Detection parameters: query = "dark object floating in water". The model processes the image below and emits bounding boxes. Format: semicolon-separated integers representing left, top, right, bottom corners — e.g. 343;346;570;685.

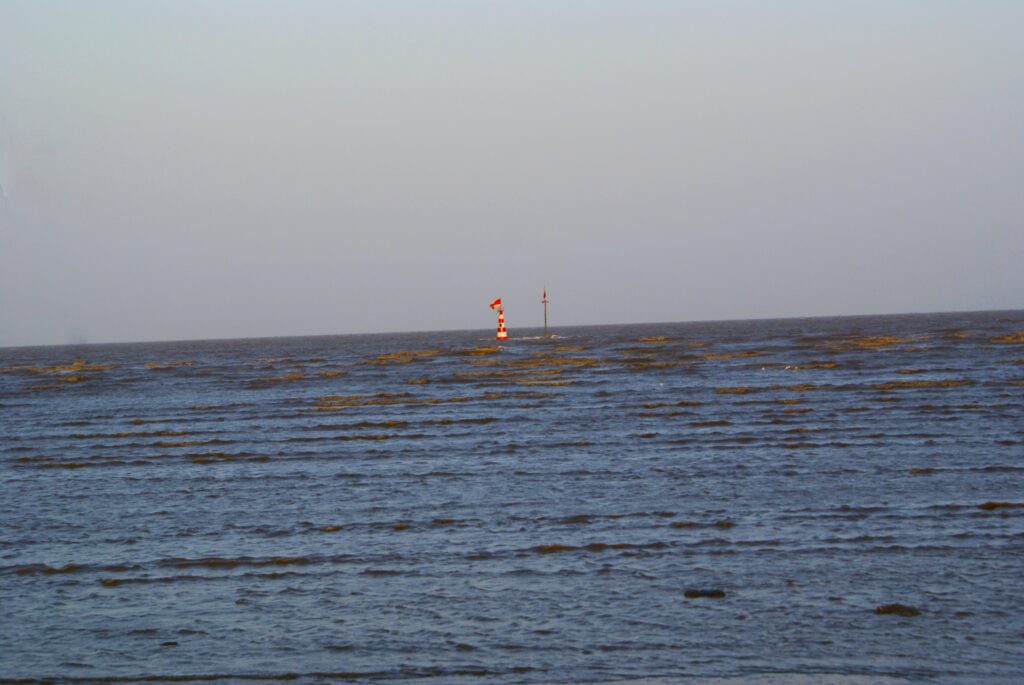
684;588;726;599
978;501;1024;510
875;603;921;617
160;641;178;647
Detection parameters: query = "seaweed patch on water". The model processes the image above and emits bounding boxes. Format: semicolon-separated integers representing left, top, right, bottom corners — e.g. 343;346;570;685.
638;410;695;417
15;563;89;575
783;362;838;370
363;349;443;365
463;346;502;356
875;603;921;617
990;332;1024;344
0;359;117;376
639;400;703;409
158;555;315;570
870;379;973;390
531;542;668;555
702;351;766;360
145;361;194;370
431;518;463;526
187;451;267;465
246;372;306;388
561;514;594;525
826;336;913;350
717;386;757;395
977;501;1024;510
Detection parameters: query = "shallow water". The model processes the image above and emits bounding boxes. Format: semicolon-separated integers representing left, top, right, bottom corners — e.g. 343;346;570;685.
2;311;1023;684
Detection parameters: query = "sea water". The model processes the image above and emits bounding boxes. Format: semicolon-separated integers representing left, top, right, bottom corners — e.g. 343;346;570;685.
1;311;1022;684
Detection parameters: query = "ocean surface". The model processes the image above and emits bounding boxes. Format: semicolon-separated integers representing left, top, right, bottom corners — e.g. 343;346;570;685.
2;311;1023;685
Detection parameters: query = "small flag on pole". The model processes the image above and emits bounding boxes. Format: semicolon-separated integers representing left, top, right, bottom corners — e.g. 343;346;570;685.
489;298;502;310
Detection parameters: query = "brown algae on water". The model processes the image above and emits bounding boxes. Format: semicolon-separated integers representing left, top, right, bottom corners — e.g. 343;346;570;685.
990;332;1024;344
1;359;116;376
702;351;766;360
827;336;914;350
465;346;501;356
871;379;973;390
783;362;838;370
670;521;696;529
144;361;194;370
364;350;443;365
875;603;921;617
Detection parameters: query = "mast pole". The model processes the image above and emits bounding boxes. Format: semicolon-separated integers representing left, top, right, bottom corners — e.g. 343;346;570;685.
542;286;549;338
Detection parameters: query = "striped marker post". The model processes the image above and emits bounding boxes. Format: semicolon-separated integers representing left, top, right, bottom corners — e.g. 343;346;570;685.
489;298;508;341
496;309;508;340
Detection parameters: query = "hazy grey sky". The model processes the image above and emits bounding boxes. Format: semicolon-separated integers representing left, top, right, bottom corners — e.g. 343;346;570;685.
1;0;1022;346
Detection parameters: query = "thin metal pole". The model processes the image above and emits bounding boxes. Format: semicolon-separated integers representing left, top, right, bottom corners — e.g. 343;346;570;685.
542;287;549;338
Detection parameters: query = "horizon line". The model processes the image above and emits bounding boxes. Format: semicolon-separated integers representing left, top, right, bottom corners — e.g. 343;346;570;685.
1;306;1020;351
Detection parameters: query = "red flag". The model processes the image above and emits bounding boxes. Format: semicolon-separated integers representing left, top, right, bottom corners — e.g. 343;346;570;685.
489;298;502;310
542;288;547;301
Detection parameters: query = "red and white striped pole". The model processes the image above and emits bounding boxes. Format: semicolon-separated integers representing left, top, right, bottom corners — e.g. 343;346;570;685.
489;298;507;340
496;308;507;340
